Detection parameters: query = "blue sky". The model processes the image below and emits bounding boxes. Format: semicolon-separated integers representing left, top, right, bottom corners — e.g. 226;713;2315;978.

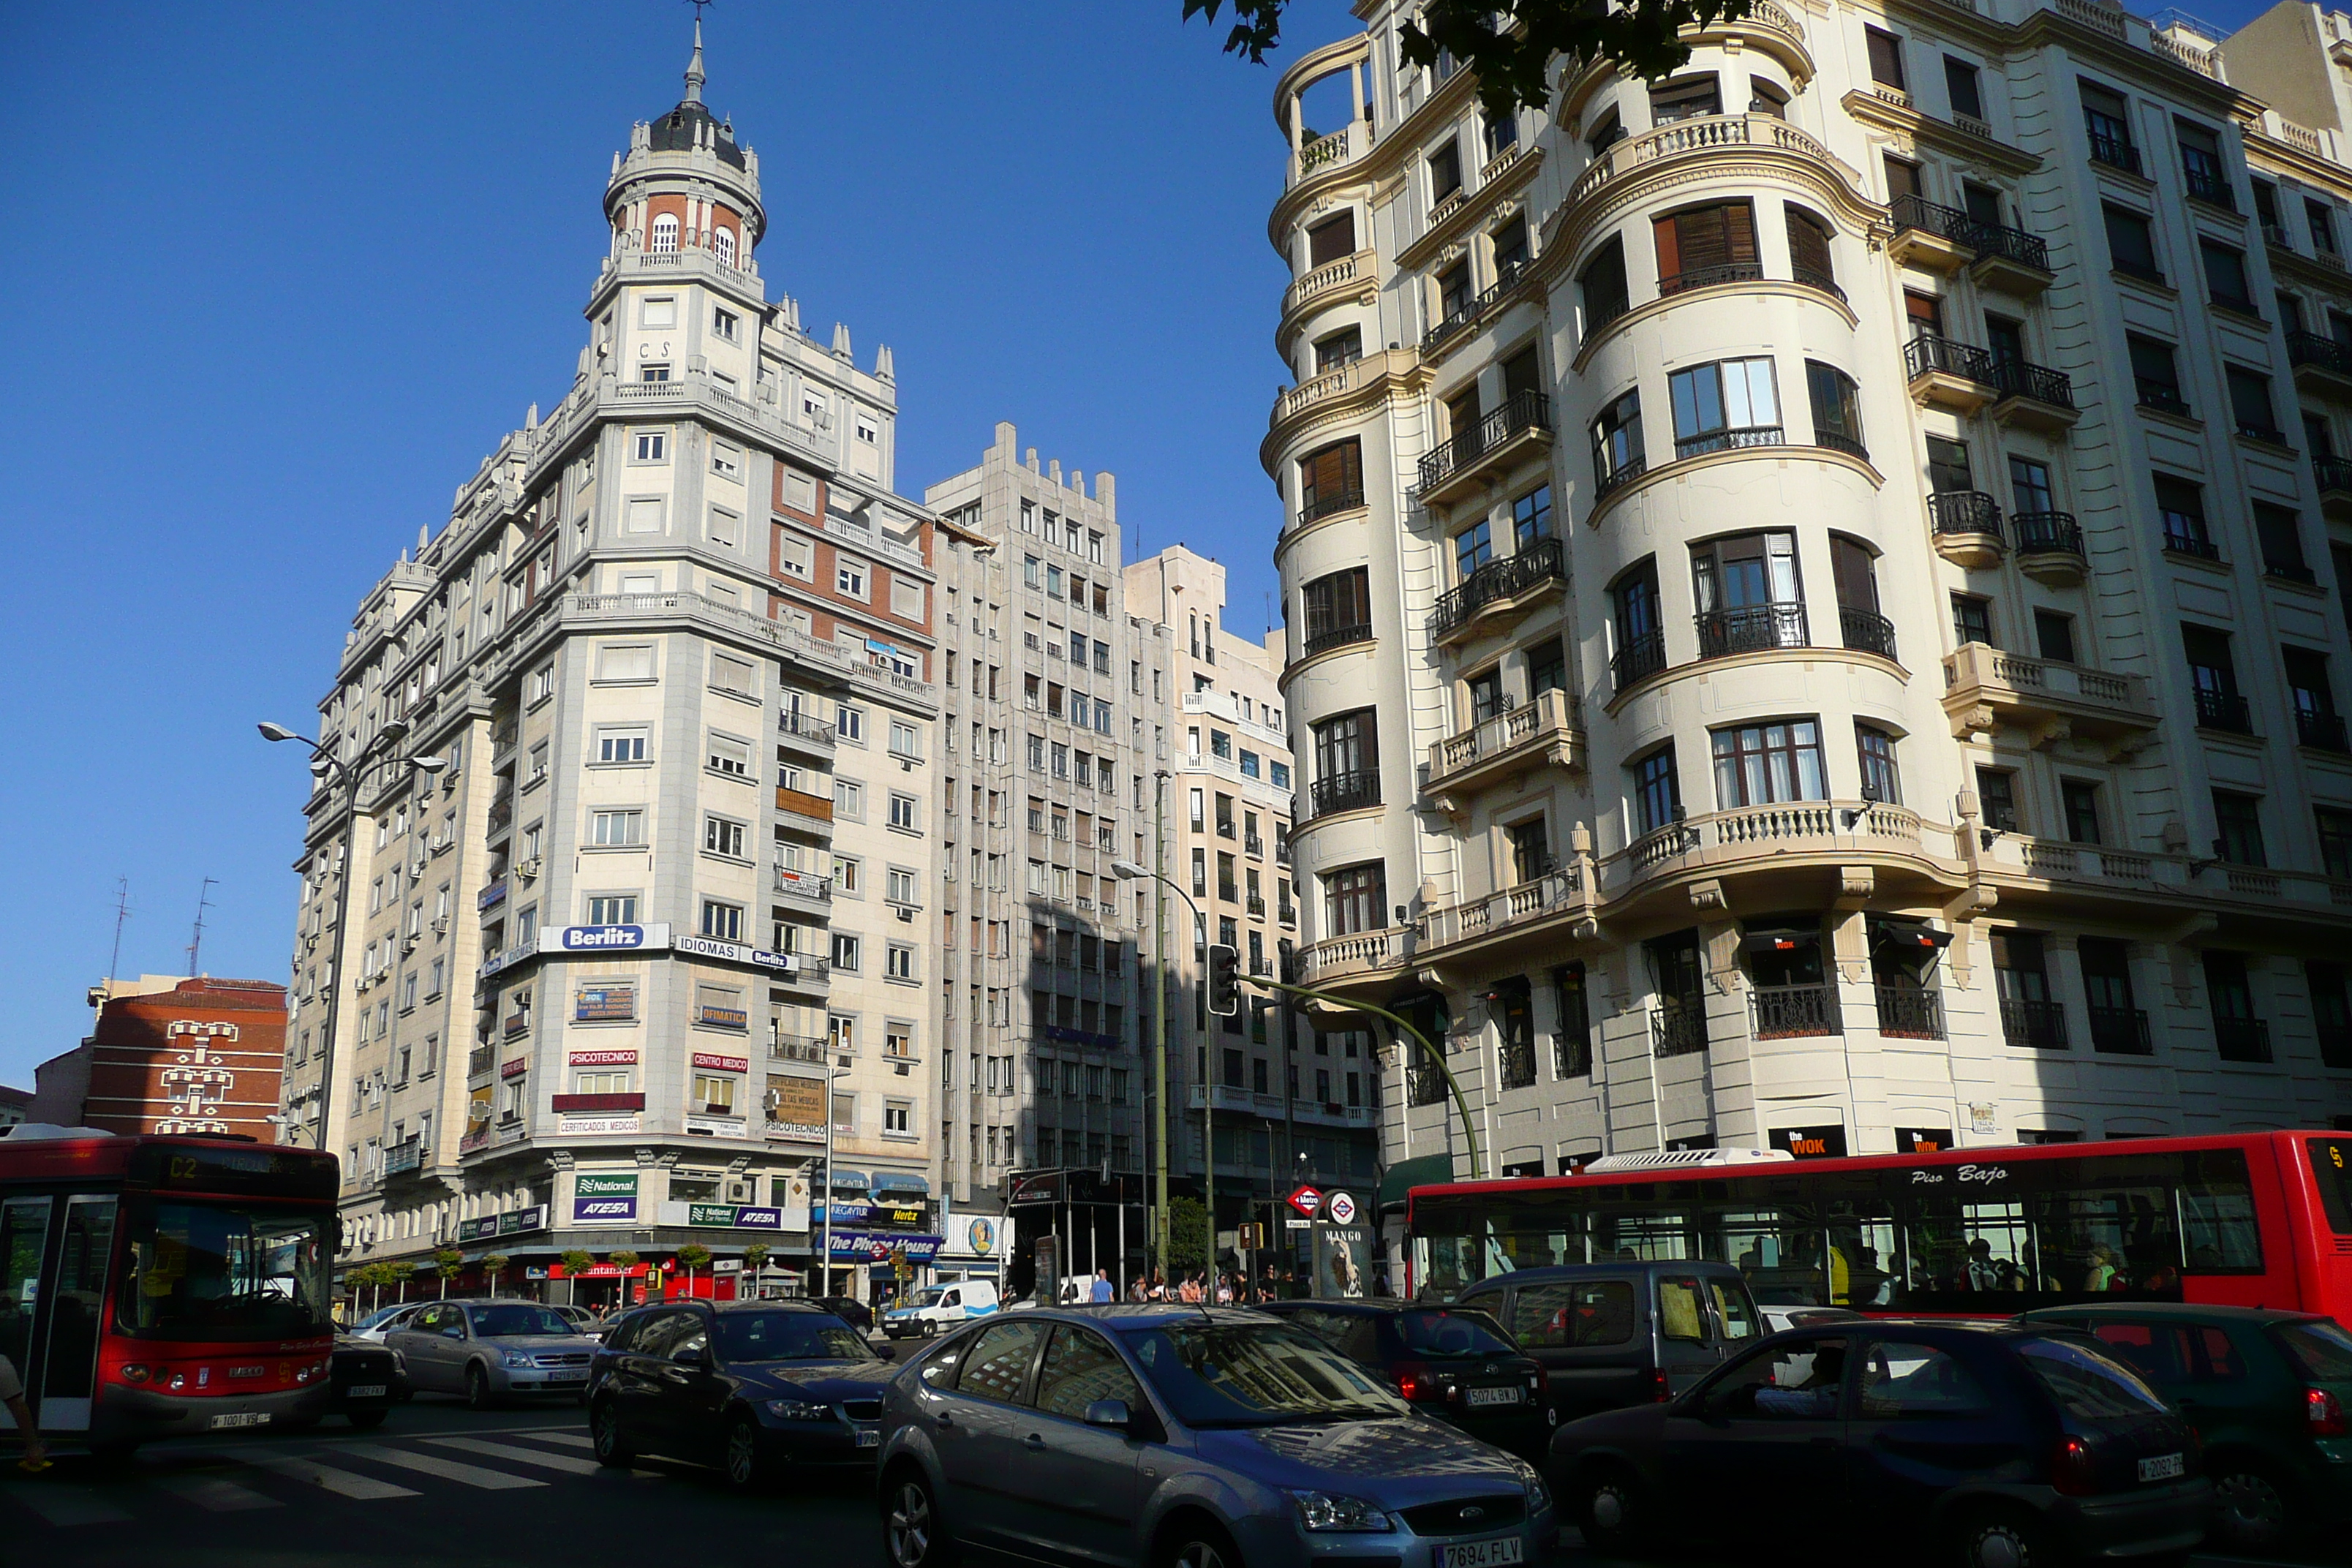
0;1;1361;1090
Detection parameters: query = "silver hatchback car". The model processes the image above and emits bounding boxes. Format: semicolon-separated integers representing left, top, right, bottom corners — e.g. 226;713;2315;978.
875;1306;1553;1568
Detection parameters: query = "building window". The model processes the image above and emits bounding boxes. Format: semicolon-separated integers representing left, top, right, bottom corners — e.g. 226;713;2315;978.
706;734;751;777
589;809;645;847
2106;205;2162;282
2214;791;2267;866
1632;745;1681;836
1591;388;1643;489
832;933;862;971
1648;73;1721;123
594;644;655;682
1667;357;1781;456
2317;807;2352;880
1298;439;1363;523
2203;241;2255;314
586;894;637;925
1977;768;2020;832
633;430;668;462
1654;202;1759;294
886;943;916;981
1806;361;1866;457
1711;720;1826;807
888;793;919;831
704;816;746;859
1580;237;1629;329
1855;725;1901;804
2062;780;2103;845
837;558;869;598
649;213;679;253
701;900;744;941
1865;25;1907;88
1454;520;1492;576
2156;475;2214;556
1323;862;1387;936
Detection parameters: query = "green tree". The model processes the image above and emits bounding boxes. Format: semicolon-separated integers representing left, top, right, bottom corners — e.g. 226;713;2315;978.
386;1260;418;1303
432;1248;464;1298
676;1243;713;1299
480;1254;510;1300
1166;1197;1210;1276
609;1251;641;1305
559;1248;594;1277
1184;0;1749;116
742;1242;770;1279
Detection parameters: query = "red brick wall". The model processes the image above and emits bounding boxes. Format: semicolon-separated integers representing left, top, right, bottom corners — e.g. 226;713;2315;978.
83;979;289;1143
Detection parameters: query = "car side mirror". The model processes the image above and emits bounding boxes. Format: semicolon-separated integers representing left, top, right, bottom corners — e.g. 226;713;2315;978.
674;1346;712;1369
874;1343;897;1361
1083;1398;1134;1431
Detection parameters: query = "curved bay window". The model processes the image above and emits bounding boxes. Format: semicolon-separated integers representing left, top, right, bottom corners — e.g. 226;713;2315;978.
1692;532;1806;655
1612;559;1666;691
1786;205;1839;298
1297;438;1364;525
1309;709;1379;817
1711;718;1826;807
1855;723;1901;804
1669;358;1782;458
1806;361;1866;459
1323;861;1388;938
1591;388;1645;496
1632;745;1683;837
1654;200;1760;295
1300;567;1372;657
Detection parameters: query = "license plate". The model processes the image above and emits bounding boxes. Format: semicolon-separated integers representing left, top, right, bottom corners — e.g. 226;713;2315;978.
346;1384;388;1399
2138;1452;2185;1483
856;1429;881;1449
1464;1387;1522;1408
209;1412;271;1430
1438;1537;1523;1568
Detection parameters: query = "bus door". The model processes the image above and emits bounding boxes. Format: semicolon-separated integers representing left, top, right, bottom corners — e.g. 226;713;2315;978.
37;1196;117;1431
0;1196;52;1433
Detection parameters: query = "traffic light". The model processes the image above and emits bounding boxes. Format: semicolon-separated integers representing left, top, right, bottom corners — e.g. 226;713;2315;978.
1207;943;1241;1016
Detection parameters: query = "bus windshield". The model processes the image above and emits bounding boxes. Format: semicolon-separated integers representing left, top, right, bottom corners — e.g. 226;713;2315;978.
117;1200;331;1342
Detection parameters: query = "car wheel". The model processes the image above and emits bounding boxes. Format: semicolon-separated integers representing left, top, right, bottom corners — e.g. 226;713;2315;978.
590;1398;635;1466
464;1363;494;1411
921;1320;938;1339
2210;1458;2301;1551
723;1412;774;1492
347;1408;388;1431
1573;1466;1647;1555
1951;1507;2056;1568
1161;1518;1243;1568
883;1469;956;1568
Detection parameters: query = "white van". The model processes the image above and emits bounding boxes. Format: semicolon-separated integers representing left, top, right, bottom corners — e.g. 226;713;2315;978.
881;1279;1000;1338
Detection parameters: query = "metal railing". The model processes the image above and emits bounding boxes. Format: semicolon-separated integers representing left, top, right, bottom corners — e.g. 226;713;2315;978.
1303;622;1375;658
1421;260;1532;353
1659;262;1765;295
1611;631;1667;693
2000;996;2069;1049
1891;193;1976;245
771;1035;827;1064
2089;134;2141;173
1431;537;1567;638
2088;1006;2154;1055
2136;378;2190;414
1419;391;1552;492
1841;608;1899;661
1653;999;1708;1058
2237;421;2291;447
1499;1038;1537;1089
1928;491;2003;537
1553;1030;1593;1079
1875;985;1945;1039
2194;689;2254;733
2298;711;2350;752
2163;524;2222;560
1406;1063;1447;1106
1752;983;1839;1039
1991;358;2076;409
1308;770;1381;819
779;709;837;747
1792;265;1846;301
1971;220;2051;274
2269;559;2320;586
1905;335;1999;386
2288;331;2352;378
1300;488;1366;525
2314;456;2352;493
2184;167;2237;210
1673;423;1787;460
1695;602;1809;658
2011;511;2084;557
2215;1016;2273;1063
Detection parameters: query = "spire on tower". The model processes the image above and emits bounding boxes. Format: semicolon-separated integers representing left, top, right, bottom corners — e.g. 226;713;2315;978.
684;16;706;105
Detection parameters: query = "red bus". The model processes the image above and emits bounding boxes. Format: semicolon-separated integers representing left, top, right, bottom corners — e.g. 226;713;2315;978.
1406;1131;2352;1323
0;1127;338;1454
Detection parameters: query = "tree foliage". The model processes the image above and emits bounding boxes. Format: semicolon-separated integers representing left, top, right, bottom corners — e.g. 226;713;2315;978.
1166;1196;1210;1275
742;1243;771;1273
1183;0;1752;116
432;1248;464;1280
559;1248;594;1276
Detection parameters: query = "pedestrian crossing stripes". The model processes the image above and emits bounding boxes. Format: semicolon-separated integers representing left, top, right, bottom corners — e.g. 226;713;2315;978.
422;1436;606;1475
254;1454;423;1500
358;1445;549;1490
151;1471;282;1511
7;1486;135;1527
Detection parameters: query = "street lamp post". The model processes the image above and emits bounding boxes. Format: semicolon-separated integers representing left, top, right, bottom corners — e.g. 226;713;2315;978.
258;722;445;1159
818;1064;855;1300
1111;852;1207;1278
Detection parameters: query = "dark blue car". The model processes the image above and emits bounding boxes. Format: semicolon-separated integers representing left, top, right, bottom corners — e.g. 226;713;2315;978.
1548;1319;2209;1568
587;1299;897;1490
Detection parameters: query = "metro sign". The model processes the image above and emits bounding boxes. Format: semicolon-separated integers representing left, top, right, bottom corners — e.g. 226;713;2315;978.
1324;1191;1358;1226
1286;1185;1323;1219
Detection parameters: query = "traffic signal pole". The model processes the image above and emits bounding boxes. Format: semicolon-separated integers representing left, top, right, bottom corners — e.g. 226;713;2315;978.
1241;977;1485;1181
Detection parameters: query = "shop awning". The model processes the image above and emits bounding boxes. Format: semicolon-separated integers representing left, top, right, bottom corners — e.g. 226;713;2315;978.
1377;1153;1456;1213
1869;916;1953;951
826;1170;872;1194
870;1172;931;1196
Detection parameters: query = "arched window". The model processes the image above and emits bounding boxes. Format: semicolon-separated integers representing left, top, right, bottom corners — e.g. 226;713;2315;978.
713;226;737;265
650;213;679;255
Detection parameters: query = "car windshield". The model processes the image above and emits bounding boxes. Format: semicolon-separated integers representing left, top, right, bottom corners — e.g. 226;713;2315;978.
906;1289;946;1308
1128;1321;1409;1427
1393;1308;1517;1357
469;1305;576;1338
2273;1319;2352;1381
717;1311;873;1362
2018;1337;2167;1418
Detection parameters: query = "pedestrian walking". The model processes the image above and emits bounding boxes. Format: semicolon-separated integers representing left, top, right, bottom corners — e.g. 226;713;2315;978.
0;1354;47;1472
1090;1268;1114;1303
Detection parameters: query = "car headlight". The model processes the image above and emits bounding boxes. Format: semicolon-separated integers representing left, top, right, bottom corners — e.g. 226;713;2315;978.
765;1399;831;1421
500;1349;532;1367
1512;1462;1552;1515
1290;1490;1393;1532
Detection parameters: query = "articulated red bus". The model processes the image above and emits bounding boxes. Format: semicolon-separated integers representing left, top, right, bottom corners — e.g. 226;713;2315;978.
0;1127;338;1453
1407;1131;2352;1322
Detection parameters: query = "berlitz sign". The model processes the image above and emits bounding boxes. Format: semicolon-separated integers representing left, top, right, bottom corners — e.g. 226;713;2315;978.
557;923;669;952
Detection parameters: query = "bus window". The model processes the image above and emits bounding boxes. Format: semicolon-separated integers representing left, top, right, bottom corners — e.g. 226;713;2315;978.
0;1196;51;1390
2182;1149;2263;1272
1902;1196;2032;1298
42;1195;116;1406
2035;1182;2177;1295
1825;1214;1897;1307
1594;1206;1695;1261
1705;1206;1825;1304
2307;1138;2352;1234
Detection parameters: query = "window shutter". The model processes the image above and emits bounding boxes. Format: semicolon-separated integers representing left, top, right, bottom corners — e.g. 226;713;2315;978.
1652;213;1682;280
1787;211;1831;278
1308;211;1356;268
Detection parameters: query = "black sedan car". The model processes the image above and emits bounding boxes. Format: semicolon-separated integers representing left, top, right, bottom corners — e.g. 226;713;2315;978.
327;1335;410;1428
1256;1297;1552;1456
1550;1319;2210;1568
587;1299;897;1490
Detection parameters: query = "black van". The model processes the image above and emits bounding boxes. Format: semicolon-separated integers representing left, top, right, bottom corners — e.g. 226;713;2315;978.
1457;1262;1763;1420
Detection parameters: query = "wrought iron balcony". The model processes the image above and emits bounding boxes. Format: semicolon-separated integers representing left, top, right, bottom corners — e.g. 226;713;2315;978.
1840;608;1898;662
1653;999;1707;1058
2315;456;2352;494
1905;334;1999;388
1673;423;1786;461
2289;331;2352;382
2163;525;2222;561
1611;631;1667;693
1419;391;1553;497
2184;167;2237;209
1928;491;2003;537
1554;1030;1592;1079
2268;559;2320;586
1659;262;1765;295
1876;985;1945;1040
2136;379;2190;415
1593;456;1647;501
2001;997;2069;1050
1431;537;1567;641
2010;511;2084;558
1891;193;1976;245
2088;1006;2153;1055
1990;358;2075;411
1422;260;1532;354
1752;984;1839;1039
779;709;838;749
2089;134;2141;174
2298;710;2350;753
2215;1016;2272;1063
1300;486;1366;526
1695;602;1808;659
1499;1038;1537;1089
1303;621;1374;658
1970;220;2051;275
2194;688;2254;734
1307;770;1381;820
1793;266;1845;301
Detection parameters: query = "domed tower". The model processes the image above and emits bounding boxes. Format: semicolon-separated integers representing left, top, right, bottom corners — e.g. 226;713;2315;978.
603;21;766;276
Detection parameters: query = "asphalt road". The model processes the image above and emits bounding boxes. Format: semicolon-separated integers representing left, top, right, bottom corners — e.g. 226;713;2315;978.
0;1394;2323;1568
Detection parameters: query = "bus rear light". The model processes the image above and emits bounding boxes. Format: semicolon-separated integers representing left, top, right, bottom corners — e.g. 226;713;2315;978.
2052;1436;2100;1496
118;1365;150;1384
2309;1388;2345;1437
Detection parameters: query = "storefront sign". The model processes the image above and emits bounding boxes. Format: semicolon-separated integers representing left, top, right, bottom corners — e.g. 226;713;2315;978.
500;1057;529;1079
573;1173;637;1224
827;1232;943;1262
456;1204;548;1243
684;1115;748;1138
696;1005;750;1030
553;923;670;953
559;1114;641;1136
573;1194;636;1223
765;1074;826;1140
692;1052;750;1074
478;938;538;981
687;1204;784;1230
574;983;637;1022
570;1048;638;1067
1774;1124;1850;1160
1895;1126;1955;1154
673;933;799;973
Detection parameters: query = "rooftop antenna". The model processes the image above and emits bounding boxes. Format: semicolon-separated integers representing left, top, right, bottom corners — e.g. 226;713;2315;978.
105;877;132;989
186;877;219;974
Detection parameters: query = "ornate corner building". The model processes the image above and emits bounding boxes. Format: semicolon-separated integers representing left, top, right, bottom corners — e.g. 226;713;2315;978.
1267;0;2352;1194
280;33;957;1289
